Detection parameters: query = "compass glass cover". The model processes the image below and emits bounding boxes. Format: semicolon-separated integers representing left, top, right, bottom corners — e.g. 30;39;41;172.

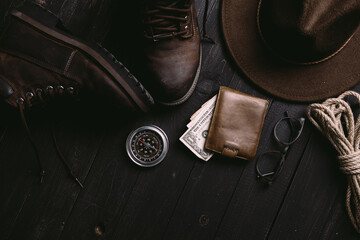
126;126;168;167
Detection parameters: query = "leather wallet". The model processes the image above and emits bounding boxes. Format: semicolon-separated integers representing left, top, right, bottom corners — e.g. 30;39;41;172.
205;86;269;160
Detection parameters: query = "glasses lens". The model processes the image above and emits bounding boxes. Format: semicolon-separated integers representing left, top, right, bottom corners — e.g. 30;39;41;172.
256;151;283;181
274;117;304;145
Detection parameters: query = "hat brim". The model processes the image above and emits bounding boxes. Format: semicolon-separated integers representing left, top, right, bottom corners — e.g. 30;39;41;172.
221;0;360;102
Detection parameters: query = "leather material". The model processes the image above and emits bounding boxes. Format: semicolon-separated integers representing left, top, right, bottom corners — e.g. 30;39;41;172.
205;87;269;160
0;19;73;71
143;0;201;105
0;76;14;99
0;4;154;111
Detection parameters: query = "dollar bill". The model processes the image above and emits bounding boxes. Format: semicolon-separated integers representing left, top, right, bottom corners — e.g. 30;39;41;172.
187;95;217;129
180;97;217;161
190;95;217;121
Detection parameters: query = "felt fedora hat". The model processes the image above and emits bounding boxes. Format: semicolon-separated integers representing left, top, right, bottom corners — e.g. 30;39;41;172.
221;0;360;102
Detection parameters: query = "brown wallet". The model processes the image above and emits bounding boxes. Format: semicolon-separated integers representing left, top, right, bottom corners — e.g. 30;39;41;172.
205;86;269;160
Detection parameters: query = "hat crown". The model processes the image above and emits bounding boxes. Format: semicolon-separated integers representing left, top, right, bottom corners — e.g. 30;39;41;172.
258;0;360;64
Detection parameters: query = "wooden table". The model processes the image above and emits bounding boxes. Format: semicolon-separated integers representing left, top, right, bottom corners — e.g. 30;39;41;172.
0;0;358;239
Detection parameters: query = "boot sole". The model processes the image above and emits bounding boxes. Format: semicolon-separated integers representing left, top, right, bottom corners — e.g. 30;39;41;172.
158;48;202;106
10;5;154;112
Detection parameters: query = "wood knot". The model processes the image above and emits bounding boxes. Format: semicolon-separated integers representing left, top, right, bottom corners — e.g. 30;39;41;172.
199;214;210;227
95;222;105;236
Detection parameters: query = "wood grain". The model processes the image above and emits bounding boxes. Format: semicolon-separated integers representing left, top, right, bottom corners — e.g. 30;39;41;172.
0;0;358;239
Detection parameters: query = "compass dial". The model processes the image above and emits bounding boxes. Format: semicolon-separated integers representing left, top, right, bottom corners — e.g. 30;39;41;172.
126;126;169;167
133;131;162;161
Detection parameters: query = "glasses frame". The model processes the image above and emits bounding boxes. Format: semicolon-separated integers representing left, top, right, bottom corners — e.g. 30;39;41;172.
256;112;305;184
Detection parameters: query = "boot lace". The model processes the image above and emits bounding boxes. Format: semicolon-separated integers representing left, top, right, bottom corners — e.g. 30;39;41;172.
16;84;84;188
143;0;191;41
143;0;215;43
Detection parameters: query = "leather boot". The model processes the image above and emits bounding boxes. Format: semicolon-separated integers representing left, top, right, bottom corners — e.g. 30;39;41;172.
143;0;201;105
0;2;154;112
0;2;155;186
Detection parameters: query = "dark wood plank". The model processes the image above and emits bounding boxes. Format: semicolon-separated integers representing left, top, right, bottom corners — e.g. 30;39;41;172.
0;0;109;42
102;108;200;239
57;113;142;240
267;101;360;239
0;1;110;238
213;100;311;240
321;196;359;239
0;0;358;239
161;0;278;238
0;0;24;29
267;131;357;239
32;0;64;15
58;0;111;42
0;105;21;240
0;109;56;240
56;1;219;238
58;106;219;240
0;105;104;240
92;1;239;238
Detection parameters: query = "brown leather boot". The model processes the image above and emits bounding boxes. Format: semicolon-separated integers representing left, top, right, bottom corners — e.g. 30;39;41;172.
0;2;155;186
143;0;201;105
0;2;154;112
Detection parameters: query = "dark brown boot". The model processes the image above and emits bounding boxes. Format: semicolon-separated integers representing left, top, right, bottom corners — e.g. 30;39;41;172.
143;0;201;105
0;2;154;112
0;2;155;186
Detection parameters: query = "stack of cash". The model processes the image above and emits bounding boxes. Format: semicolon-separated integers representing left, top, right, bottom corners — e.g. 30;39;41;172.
179;95;217;161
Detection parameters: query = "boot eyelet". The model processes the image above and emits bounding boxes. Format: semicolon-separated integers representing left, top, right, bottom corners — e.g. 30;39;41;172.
26;92;34;99
36;88;43;94
185;25;189;30
57;85;65;94
46;86;54;92
67;87;75;94
16;97;25;104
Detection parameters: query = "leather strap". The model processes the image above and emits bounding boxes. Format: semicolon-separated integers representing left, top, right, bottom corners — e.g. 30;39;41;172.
222;146;238;158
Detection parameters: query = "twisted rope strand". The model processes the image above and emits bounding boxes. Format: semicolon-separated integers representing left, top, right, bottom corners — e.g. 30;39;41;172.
307;90;360;233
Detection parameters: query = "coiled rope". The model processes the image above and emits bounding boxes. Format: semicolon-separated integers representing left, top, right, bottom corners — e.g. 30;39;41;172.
307;91;360;233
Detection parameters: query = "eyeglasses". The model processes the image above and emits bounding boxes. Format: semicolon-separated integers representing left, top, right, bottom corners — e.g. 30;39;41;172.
255;111;305;184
